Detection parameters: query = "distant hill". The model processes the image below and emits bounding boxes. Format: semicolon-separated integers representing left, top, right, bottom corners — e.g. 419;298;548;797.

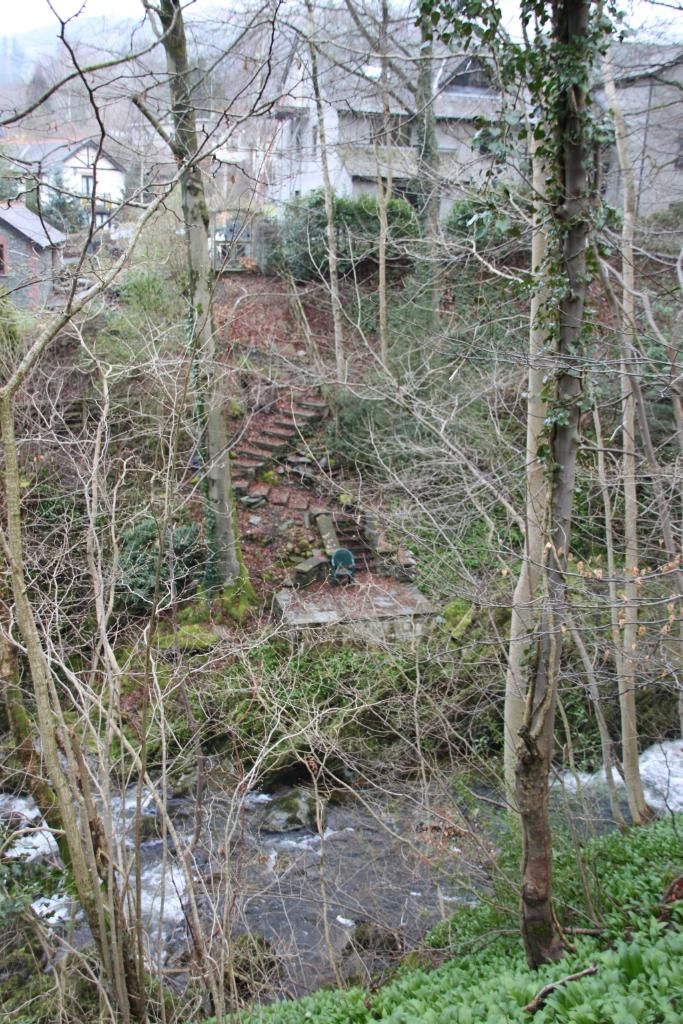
0;18;142;87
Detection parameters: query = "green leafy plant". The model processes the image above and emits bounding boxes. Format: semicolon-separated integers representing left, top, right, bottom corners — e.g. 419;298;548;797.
120;268;181;318
275;190;419;281
116;517;205;613
445;186;528;252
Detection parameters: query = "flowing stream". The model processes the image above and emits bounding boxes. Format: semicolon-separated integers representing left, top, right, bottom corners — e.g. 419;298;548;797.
0;771;489;997
2;739;681;999
556;738;683;814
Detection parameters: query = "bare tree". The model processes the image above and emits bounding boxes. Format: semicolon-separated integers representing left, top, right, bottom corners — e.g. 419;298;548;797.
138;0;253;601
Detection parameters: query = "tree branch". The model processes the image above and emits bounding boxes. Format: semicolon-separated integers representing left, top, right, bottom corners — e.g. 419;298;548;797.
524;965;598;1013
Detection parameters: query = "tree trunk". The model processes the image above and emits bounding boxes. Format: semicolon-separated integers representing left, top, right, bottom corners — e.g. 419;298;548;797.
602;51;652;822
306;0;346;382
156;0;246;593
515;0;592;968
504;138;549;806
377;0;392;369
414;12;439;327
0;394;143;1023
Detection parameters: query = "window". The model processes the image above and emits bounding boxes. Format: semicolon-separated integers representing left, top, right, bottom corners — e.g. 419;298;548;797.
444;57;494;93
367;114;411;147
311;124;318;155
392;182;418;209
0;240;5;274
81;174;94;196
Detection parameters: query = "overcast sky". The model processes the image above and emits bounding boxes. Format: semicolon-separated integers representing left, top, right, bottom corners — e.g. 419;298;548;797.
4;0;683;41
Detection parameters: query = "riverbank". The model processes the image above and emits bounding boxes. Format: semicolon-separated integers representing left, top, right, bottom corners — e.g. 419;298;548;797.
223;815;683;1024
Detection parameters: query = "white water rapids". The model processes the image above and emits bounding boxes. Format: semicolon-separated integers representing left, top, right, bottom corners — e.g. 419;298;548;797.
557;739;683;813
1;740;680;993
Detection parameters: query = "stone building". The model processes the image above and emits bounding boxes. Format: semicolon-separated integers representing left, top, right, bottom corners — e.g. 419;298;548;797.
0;203;65;309
598;44;683;219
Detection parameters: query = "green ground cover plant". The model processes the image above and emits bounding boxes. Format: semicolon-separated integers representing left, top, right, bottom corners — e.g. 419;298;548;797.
205;816;681;1024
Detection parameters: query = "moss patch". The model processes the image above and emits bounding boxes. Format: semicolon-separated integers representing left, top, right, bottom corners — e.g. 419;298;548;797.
154;624;218;652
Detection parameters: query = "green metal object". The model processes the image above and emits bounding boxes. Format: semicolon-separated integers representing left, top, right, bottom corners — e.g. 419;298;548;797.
330;547;355;585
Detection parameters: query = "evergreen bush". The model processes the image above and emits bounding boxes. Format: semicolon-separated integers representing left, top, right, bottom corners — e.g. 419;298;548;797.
120;268;181;318
445;186;527;252
275;190;418;281
41;170;88;232
116;517;205;613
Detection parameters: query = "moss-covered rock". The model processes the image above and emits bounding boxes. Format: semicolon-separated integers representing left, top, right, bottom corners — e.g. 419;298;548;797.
259;788;327;833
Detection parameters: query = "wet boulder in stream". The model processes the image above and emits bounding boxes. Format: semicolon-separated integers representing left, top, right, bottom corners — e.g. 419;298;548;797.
259;788;326;833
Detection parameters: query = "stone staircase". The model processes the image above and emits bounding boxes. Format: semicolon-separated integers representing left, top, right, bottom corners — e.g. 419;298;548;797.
330;512;377;574
230;387;328;493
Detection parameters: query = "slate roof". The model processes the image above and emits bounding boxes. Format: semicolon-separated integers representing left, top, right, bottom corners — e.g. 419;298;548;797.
0;204;66;247
338;88;498;123
609;42;683;83
7;138;126;174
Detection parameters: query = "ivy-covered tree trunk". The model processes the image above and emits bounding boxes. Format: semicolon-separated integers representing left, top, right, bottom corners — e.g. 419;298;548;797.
155;0;249;594
515;0;594;968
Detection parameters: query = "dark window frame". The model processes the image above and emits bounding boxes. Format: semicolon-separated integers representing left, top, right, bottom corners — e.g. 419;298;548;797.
675;136;683;170
444;56;495;93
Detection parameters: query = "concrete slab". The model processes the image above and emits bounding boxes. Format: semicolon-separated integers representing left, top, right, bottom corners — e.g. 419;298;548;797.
274;576;436;632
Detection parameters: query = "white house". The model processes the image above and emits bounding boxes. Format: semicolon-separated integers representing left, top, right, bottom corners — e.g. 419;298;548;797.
260;32;683;223
260;47;513;220
6;138;127;228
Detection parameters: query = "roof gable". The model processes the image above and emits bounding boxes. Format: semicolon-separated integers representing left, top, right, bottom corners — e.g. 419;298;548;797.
63;140;126;175
0;203;66;247
444;56;496;94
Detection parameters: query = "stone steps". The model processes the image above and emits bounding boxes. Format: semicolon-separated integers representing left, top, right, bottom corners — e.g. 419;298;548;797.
297;398;328;413
334;516;377;571
269;414;295;427
236;444;275;463
290;407;320;422
244;436;289;456
262;425;297;441
229;388;330;513
230;457;265;478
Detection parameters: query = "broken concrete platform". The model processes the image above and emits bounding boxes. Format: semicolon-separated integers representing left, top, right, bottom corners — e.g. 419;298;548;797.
274;576;436;639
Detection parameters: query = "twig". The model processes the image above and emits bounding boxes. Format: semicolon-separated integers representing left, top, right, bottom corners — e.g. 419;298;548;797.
524;965;597;1013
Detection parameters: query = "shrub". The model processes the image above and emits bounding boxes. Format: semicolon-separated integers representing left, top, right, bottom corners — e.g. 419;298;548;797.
116;517;205;613
40;170;88;232
120;268;180;318
276;190;418;281
445;187;528;253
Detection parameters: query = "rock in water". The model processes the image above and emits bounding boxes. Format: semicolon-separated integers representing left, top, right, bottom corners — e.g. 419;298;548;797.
259;788;326;833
